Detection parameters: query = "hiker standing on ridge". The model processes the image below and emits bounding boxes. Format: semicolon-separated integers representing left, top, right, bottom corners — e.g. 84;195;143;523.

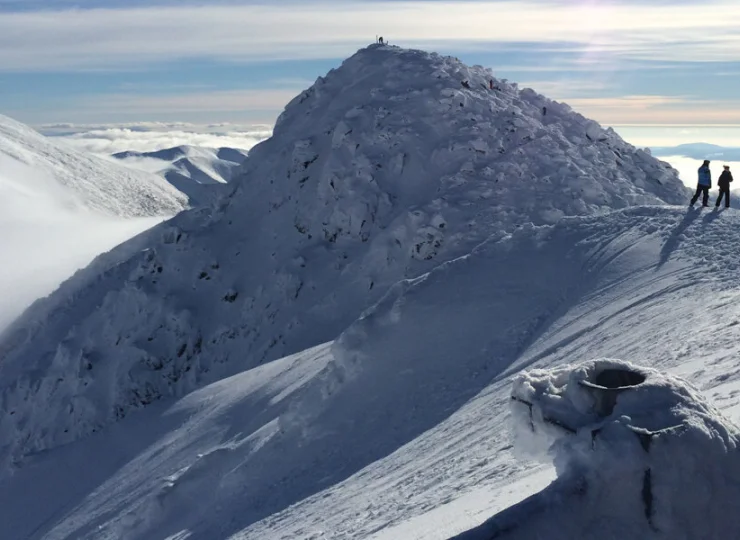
690;159;712;207
716;165;734;208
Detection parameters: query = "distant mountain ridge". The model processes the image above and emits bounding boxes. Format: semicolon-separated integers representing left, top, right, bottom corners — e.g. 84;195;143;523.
652;142;740;161
113;145;249;205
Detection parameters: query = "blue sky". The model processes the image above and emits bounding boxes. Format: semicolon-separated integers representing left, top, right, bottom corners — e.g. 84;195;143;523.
1;0;740;127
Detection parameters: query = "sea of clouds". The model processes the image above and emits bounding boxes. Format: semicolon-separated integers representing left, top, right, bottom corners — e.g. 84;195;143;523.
0;154;165;331
40;121;272;155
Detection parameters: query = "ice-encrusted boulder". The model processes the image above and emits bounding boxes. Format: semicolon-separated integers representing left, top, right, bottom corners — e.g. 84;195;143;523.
451;359;740;539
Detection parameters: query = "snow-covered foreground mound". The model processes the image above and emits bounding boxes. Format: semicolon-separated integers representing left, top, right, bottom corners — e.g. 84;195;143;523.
453;359;740;539
113;145;248;205
0;45;689;467
3;206;740;539
0;113;188;217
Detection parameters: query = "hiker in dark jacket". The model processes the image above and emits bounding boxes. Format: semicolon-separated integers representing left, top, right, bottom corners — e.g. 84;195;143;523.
716;165;733;208
690;160;712;207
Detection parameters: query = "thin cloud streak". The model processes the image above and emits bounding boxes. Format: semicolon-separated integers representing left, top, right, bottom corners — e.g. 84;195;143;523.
80;89;301;114
30;89;301;124
1;2;739;71
568;96;740;124
518;79;611;98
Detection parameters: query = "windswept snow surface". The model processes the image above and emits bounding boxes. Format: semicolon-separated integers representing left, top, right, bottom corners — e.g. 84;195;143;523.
0;113;188;217
0;44;690;470
4;206;740;540
113;145;248;205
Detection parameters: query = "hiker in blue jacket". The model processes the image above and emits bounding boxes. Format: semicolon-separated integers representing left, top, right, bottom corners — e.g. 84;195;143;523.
690;160;712;207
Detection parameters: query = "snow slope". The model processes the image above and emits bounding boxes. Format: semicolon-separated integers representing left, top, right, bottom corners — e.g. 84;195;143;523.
0;44;689;468
0;113;188;217
3;206;740;539
112;145;248;205
0;116;184;331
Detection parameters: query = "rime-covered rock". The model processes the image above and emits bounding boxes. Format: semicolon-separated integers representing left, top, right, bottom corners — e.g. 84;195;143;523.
452;360;740;539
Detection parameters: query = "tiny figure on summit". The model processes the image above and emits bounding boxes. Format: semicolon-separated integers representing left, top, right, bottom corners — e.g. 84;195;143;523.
690;159;712;208
716;165;733;208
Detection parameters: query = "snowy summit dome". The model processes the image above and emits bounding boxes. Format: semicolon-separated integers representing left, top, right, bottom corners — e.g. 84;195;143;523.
0;44;688;467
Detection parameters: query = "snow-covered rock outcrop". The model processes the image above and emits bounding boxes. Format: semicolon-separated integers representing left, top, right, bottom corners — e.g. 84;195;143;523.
113;145;248;205
0;44;689;467
0;113;188;217
452;360;740;539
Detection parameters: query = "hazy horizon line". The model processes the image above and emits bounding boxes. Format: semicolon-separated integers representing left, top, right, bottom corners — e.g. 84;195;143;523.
33;121;740;130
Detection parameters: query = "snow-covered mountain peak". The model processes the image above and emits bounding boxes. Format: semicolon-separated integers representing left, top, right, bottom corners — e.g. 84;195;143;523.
238;43;686;260
0;45;689;467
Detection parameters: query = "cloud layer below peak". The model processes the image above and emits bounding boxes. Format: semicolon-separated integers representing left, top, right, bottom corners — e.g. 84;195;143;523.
42;122;271;155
